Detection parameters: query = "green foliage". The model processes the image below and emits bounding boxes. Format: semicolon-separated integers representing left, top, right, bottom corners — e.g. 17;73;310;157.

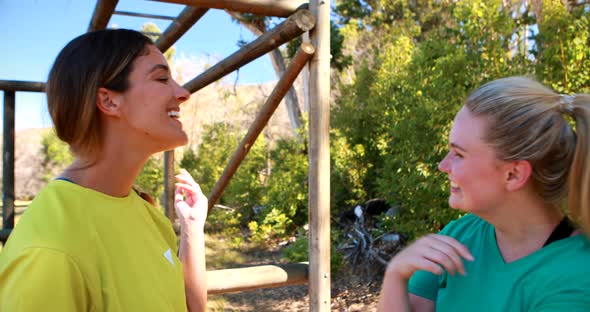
41;130;74;181
261;137;308;226
330;128;368;212
534;0;590;93
179;121;311;243
180;122;267;223
248;208;293;243
248;134;309;244
134;155;164;205
281;236;344;274
206;208;244;247
330;0;590;239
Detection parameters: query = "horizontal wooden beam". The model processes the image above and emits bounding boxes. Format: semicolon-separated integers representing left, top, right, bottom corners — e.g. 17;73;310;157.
113;10;176;20
149;0;308;17
0;80;46;92
207;43;314;211
207;263;308;294
155;7;209;53
184;9;315;93
88;0;119;32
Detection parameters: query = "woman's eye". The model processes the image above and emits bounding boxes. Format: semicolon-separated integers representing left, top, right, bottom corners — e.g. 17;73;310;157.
156;77;169;83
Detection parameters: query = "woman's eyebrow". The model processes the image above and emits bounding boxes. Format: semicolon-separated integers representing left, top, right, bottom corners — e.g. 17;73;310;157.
450;142;467;153
147;64;170;74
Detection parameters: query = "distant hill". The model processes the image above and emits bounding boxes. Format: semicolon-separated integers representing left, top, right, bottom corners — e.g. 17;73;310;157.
0;81;298;200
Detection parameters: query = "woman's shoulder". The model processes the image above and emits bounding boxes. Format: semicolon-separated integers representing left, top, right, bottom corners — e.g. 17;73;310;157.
439;214;488;238
4;180;97;256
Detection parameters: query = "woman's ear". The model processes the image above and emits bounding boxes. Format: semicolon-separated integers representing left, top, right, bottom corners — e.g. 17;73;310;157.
96;87;122;117
505;160;532;192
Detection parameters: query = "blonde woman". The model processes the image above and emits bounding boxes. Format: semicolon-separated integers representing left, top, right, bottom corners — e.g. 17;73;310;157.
0;29;207;311
379;77;590;311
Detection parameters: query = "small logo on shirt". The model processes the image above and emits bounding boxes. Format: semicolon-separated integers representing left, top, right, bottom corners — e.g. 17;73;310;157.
163;248;174;266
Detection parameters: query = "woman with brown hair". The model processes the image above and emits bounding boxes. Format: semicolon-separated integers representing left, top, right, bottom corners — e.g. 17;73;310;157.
0;29;207;311
378;77;590;311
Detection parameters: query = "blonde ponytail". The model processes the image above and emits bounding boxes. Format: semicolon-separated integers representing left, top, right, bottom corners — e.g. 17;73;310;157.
567;94;590;234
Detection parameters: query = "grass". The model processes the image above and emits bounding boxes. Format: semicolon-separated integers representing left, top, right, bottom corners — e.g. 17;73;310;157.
205;233;248;270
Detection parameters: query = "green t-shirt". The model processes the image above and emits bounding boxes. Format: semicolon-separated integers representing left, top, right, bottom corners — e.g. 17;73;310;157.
0;180;187;312
409;214;590;311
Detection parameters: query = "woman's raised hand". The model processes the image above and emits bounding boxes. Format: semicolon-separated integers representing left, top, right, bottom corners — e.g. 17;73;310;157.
385;234;474;280
174;168;208;229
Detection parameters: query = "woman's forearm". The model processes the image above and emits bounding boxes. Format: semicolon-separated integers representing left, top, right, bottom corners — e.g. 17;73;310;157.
378;272;412;312
179;228;207;312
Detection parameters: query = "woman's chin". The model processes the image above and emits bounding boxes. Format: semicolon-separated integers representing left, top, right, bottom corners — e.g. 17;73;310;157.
448;196;462;210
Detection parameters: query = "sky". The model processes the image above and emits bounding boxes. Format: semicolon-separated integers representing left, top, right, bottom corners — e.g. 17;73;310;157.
0;0;278;130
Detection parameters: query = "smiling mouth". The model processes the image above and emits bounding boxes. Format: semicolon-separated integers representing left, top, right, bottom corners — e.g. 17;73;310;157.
167;110;180;118
450;181;460;192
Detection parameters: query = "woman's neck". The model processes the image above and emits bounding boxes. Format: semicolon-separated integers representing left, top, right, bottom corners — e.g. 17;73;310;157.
61;150;149;198
484;195;562;263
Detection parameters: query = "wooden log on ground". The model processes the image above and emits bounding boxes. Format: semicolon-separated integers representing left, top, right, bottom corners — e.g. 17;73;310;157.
308;0;331;310
207;263;308;294
0;80;45;92
88;0;119;32
155;7;209;53
149;0;308;18
207;43;315;211
183;9;315;93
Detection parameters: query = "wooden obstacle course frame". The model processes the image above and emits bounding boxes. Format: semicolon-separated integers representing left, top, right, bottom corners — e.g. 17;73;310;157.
0;1;331;311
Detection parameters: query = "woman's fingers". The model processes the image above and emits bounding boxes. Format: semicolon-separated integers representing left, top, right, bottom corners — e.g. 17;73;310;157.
430;234;474;261
414;258;444;276
388;234;473;280
422;235;470;276
420;245;461;276
175;182;199;196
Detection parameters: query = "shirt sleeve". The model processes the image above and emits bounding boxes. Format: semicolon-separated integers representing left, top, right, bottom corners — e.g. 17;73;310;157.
0;247;92;312
408;268;442;300
407;217;465;301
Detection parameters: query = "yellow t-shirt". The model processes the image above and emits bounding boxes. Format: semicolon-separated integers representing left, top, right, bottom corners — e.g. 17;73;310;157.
0;180;187;311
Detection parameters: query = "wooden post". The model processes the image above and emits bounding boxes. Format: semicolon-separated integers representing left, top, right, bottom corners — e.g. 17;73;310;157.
3;91;15;233
207;43;315;211
155;7;209;53
88;0;119;32
149;0;308;18
163;151;176;221
308;0;330;310
0;229;11;243
207;263;308;294
183;9;315;93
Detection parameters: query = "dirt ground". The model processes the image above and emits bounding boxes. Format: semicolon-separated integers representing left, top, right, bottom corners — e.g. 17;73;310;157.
205;235;382;311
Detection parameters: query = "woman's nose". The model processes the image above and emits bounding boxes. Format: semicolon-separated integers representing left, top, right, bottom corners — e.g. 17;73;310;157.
175;81;190;102
438;154;450;173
